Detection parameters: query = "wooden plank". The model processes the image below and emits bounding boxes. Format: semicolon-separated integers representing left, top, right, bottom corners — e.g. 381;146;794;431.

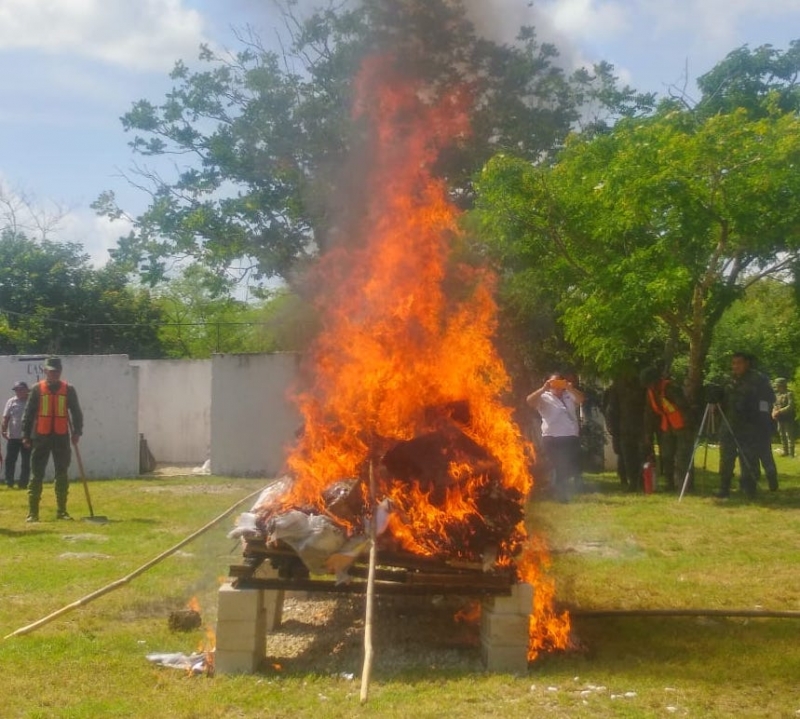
232;577;513;596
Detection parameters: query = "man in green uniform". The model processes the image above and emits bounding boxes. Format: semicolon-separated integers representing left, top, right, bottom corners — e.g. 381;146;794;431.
644;369;693;492
21;357;84;522
716;352;763;499
772;378;795;457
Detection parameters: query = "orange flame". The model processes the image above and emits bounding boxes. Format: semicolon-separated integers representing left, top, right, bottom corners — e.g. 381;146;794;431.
283;54;569;656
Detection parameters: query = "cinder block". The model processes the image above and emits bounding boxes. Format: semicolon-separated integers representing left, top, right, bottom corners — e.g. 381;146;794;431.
481;641;529;674
215;619;267;653
482;582;534;615
217;582;264;620
480;611;530;646
215;649;261;675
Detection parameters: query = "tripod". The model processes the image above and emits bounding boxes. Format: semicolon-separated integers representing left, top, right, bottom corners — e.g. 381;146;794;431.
678;402;756;501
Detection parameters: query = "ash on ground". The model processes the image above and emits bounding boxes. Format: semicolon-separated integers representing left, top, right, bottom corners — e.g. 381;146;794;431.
262;592;485;675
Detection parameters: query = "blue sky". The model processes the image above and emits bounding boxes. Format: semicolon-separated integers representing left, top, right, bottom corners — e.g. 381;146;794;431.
1;0;799;267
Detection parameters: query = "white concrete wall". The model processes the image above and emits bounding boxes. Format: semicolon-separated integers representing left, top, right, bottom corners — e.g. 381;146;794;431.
0;355;138;479
131;359;211;464
211;353;303;477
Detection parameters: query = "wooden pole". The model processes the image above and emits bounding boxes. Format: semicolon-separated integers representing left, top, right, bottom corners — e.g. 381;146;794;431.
5;487;264;640
359;461;378;704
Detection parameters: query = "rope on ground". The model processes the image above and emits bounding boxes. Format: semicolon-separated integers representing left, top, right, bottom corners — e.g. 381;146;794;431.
4;486;265;640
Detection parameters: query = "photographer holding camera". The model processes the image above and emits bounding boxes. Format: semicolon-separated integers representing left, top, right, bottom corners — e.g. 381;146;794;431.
527;373;586;502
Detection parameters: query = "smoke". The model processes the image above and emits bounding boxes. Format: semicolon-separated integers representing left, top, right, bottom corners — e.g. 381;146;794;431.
226;0;587;73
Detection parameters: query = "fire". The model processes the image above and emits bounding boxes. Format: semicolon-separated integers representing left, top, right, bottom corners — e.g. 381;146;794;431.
282;53;569;656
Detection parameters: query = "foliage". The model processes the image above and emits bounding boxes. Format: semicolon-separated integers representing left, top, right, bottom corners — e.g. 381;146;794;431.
706;279;800;383
693;39;800;118
0;230;165;357
474;102;800;402
96;0;652;291
153;267;318;357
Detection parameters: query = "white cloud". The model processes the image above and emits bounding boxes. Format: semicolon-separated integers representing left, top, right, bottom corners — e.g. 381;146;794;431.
59;209;132;267
0;176;129;267
536;0;630;43
0;0;209;72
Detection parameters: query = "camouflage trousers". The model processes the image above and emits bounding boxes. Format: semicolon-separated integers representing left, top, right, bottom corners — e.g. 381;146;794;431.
28;434;72;516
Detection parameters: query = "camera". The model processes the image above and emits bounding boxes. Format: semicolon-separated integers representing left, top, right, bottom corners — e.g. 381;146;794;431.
703;383;724;404
550;378;568;390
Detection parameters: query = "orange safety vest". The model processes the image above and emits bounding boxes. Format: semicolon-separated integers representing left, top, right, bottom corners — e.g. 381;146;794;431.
36;380;70;435
647;379;685;432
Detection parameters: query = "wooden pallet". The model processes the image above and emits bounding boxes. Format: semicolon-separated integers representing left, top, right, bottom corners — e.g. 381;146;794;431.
230;542;516;596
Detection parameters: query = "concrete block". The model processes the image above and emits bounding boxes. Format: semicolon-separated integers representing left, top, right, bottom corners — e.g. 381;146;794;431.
482;582;534;615
481;641;529;674
217;582;264;620
215;649;261;675
215;620;266;653
480;611;530;646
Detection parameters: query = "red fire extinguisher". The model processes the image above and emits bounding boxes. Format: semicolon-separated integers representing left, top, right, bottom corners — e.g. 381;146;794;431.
642;460;655;494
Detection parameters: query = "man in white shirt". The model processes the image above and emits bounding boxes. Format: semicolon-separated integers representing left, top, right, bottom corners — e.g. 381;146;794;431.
527;373;586;502
2;381;31;489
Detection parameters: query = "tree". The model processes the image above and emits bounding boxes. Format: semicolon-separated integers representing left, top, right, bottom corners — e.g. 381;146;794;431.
705;279;800;384
474;104;800;406
0;230;165;357
95;0;650;290
152;266;318;357
692;40;800;118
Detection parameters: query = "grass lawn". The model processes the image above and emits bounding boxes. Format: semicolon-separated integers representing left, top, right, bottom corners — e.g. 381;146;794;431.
0;447;798;718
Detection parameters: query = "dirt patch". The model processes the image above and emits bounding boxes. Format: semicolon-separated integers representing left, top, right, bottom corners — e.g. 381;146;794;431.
137;484;246;495
260;592;484;676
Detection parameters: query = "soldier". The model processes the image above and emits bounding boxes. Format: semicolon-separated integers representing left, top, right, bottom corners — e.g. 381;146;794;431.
772;378;795;457
643;368;692;492
21;357;84;522
716;352;765;499
603;371;647;491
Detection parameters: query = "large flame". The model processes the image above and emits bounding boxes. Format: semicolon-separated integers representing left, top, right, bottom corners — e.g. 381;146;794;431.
284;54;569;657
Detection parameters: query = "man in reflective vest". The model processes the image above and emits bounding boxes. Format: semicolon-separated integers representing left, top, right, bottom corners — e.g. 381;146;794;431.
21;356;84;522
643;370;692;492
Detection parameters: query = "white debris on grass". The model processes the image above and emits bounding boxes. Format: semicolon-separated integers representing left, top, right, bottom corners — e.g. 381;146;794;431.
146;651;209;675
192;459;211;475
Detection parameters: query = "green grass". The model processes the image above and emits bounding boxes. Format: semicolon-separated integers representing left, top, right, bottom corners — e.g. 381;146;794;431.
0;450;799;718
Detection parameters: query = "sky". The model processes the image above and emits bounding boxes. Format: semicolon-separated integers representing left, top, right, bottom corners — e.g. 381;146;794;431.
1;0;799;267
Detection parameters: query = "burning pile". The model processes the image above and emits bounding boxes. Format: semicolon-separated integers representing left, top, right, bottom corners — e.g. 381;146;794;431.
233;50;570;658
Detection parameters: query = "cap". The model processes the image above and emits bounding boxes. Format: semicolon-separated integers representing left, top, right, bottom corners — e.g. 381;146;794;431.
43;356;62;371
12;381;28;391
774;377;788;385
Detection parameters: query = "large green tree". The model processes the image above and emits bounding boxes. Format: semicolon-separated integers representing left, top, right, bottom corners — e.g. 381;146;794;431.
95;0;650;290
705;279;800;383
474;101;800;405
0;230;165;357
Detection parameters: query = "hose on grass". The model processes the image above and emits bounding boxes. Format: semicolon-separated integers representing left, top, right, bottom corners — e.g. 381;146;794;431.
4;486;265;640
570;608;800;619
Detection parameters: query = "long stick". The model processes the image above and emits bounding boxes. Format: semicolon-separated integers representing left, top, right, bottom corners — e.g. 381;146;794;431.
360;461;378;704
69;418;96;517
73;441;96;517
5;486;264;640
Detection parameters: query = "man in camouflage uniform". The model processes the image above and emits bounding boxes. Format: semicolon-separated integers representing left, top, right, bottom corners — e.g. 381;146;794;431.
643;369;692;492
772;378;795;457
716;352;768;499
21;356;84;522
